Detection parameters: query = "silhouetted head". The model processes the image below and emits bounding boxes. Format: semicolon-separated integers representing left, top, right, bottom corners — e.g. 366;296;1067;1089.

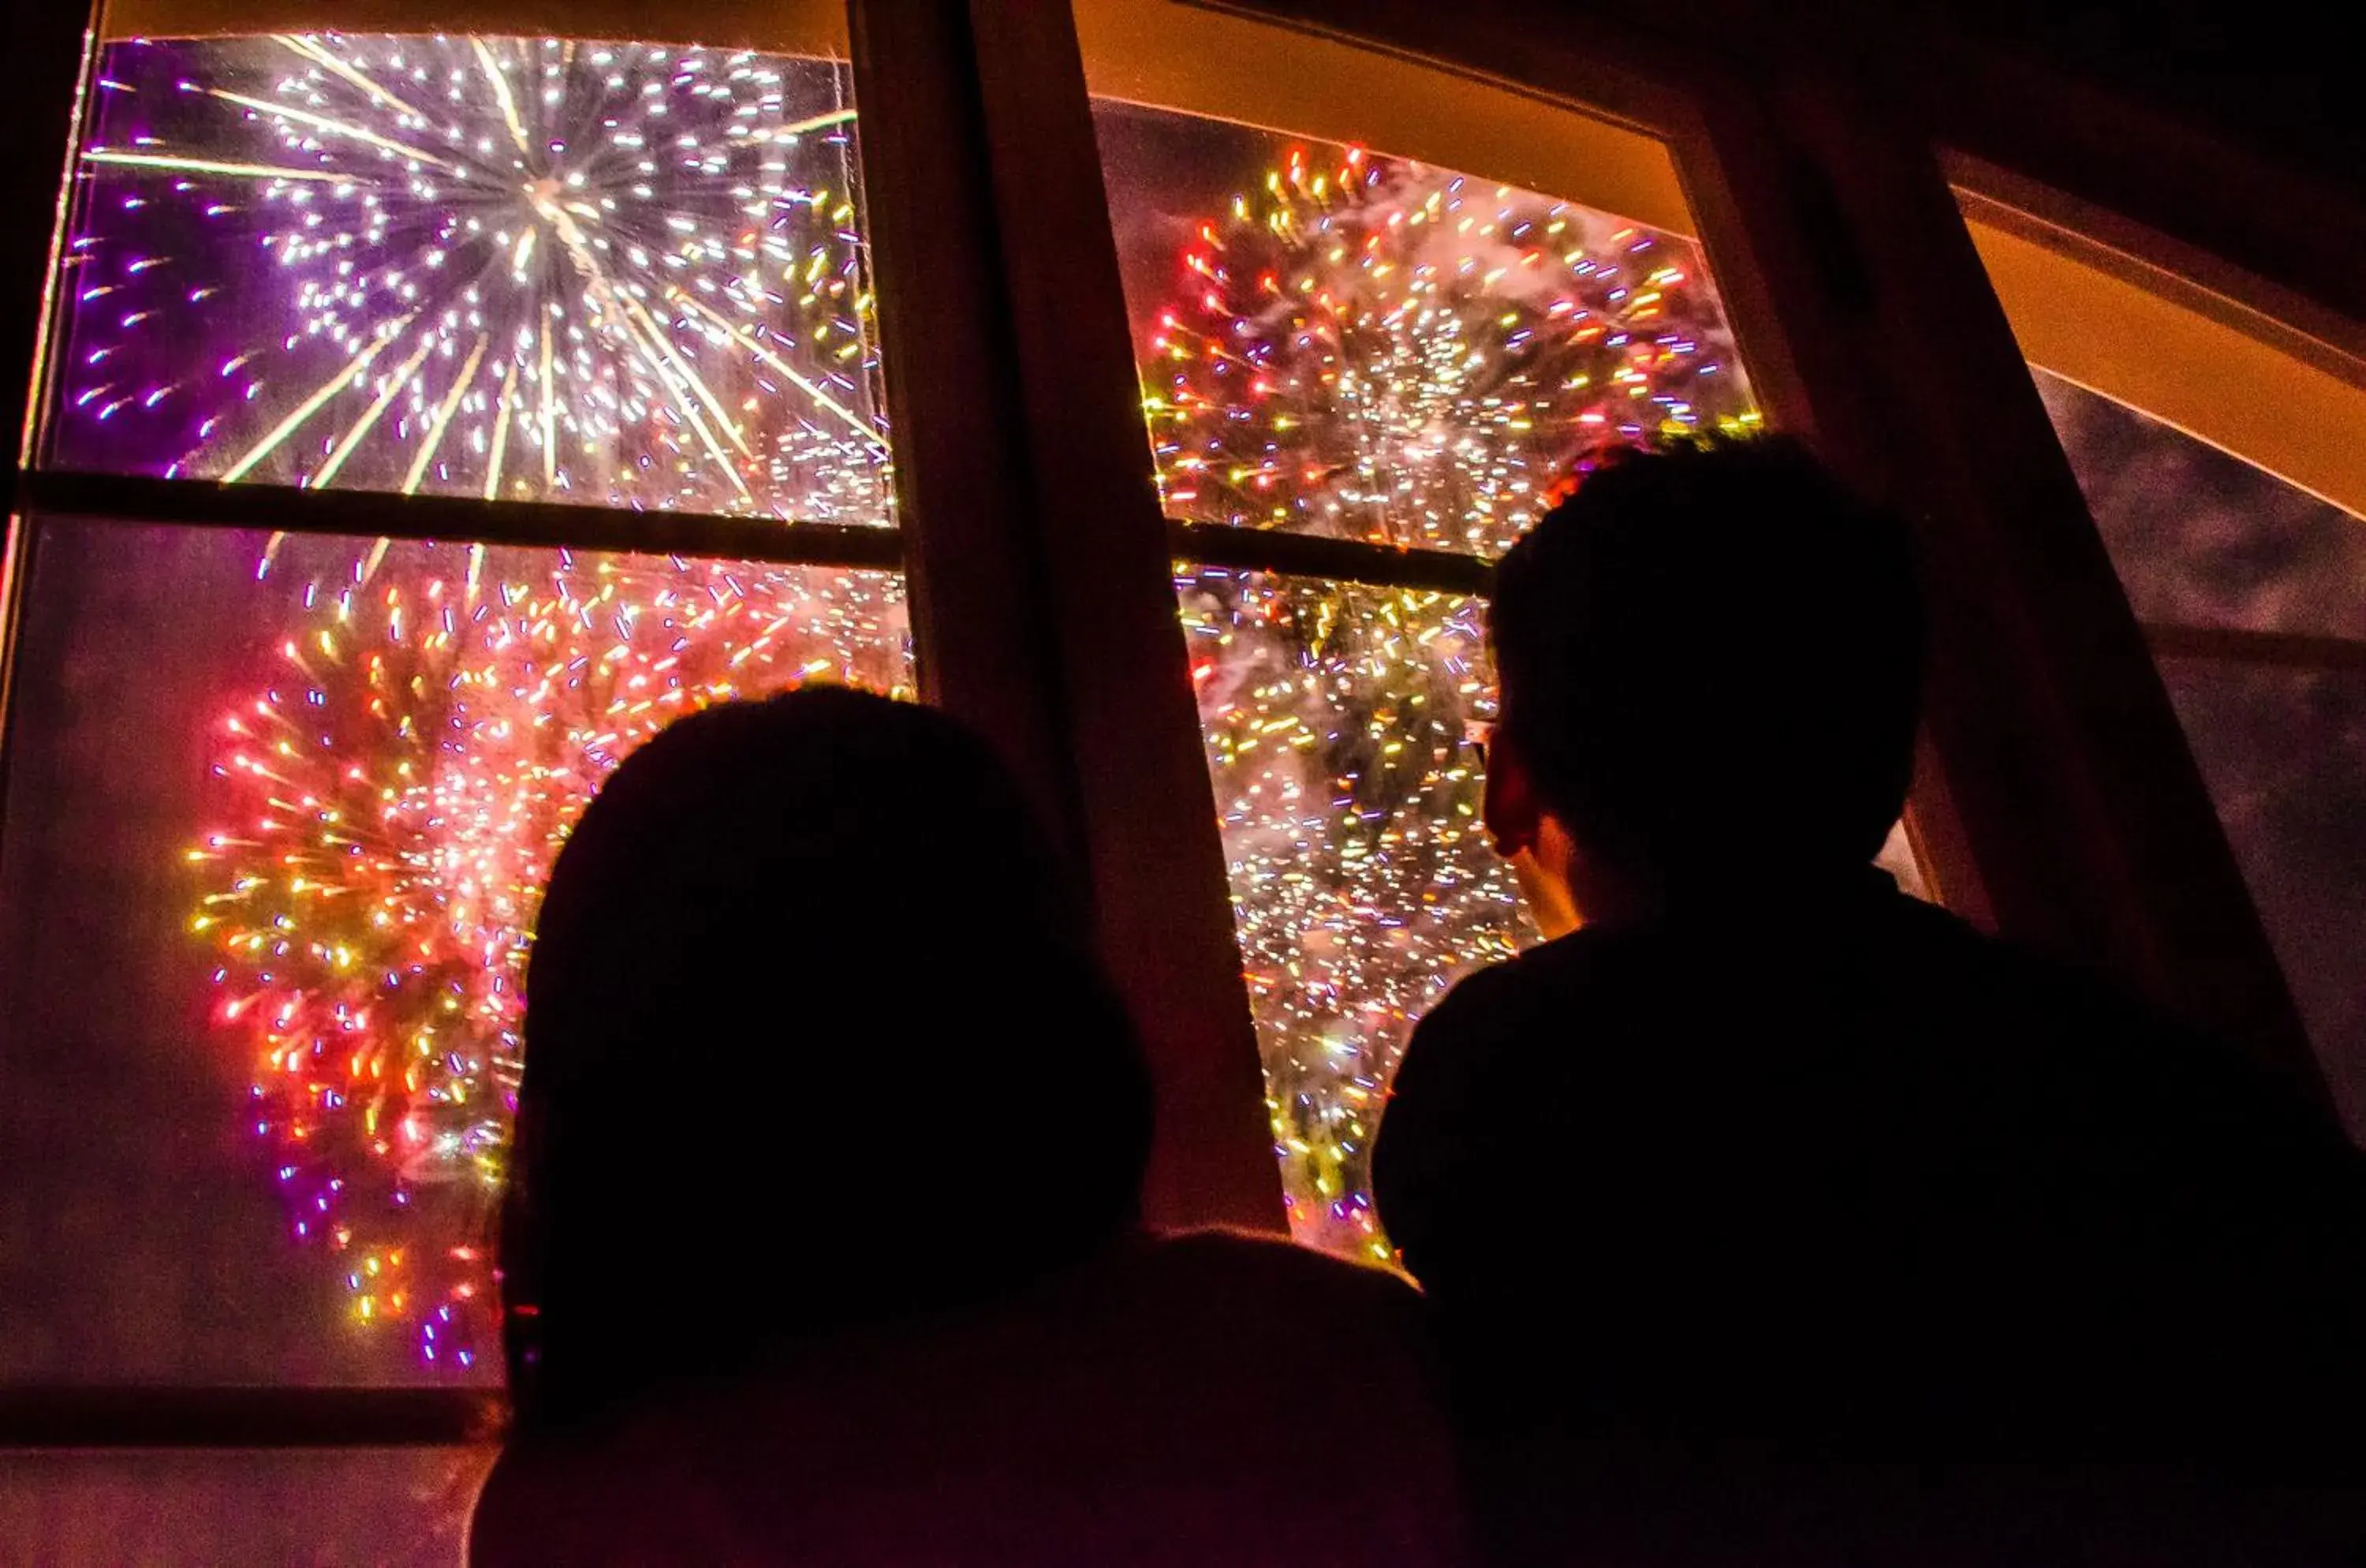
500;687;1152;1433
1487;438;1926;904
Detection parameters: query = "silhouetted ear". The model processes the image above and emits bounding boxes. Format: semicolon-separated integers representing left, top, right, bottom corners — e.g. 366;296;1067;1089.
1482;733;1543;859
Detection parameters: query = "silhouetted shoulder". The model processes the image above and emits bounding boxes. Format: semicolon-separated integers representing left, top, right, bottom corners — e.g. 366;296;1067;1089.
1872;894;2348;1174
1371;921;1678;1286
1050;1227;1439;1406
1384;887;2345;1200
1060;1228;1470;1559
476;1230;1472;1568
1136;1225;1424;1316
1377;880;2366;1463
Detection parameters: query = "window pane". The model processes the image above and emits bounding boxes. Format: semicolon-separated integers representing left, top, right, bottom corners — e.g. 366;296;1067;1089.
0;1447;494;1566
1966;184;2366;1134
2037;373;2366;1137
0;519;909;1383
2036;370;2366;641
1181;569;1530;1257
1096;100;1755;559
46;34;890;524
2158;659;2366;1134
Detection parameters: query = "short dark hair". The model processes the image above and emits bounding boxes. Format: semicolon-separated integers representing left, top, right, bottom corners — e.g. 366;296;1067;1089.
1489;438;1926;886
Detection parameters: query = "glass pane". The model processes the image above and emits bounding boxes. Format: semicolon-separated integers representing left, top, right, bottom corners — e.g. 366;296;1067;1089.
1097;102;1755;559
0;1447;494;1566
1181;568;1531;1257
2037;368;2366;1137
0;519;909;1383
2036;370;2366;640
2158;659;2366;1137
47;34;890;524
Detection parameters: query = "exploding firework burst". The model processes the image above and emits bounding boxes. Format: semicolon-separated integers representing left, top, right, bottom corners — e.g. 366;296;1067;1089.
1184;569;1526;1257
1143;143;1753;557
61;34;888;520
188;540;908;1367
1149;138;1758;1256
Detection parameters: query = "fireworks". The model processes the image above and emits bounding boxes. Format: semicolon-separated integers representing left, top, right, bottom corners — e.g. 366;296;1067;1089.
188;539;908;1367
1155;142;1757;1256
62;34;911;1369
115;70;1752;1340
1184;569;1527;1257
62;35;888;521
1143;144;1753;557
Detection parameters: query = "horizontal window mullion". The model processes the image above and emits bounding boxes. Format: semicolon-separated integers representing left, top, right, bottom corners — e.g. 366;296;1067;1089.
0;1387;501;1448
2144;622;2366;672
19;471;905;573
1166;521;1491;596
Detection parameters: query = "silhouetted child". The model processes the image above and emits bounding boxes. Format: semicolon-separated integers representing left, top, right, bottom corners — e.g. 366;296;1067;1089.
1372;440;2365;1566
469;688;1469;1567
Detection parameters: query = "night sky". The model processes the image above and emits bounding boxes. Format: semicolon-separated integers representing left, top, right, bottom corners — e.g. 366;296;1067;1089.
2039;369;2366;1134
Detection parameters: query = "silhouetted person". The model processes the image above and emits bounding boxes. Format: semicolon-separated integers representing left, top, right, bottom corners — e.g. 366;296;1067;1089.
1371;440;2366;1566
469;688;1468;1567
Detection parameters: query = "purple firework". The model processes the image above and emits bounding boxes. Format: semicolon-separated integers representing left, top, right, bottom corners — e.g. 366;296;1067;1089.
58;33;890;521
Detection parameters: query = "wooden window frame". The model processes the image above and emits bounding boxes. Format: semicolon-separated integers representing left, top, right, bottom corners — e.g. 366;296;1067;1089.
0;0;2338;1457
1954;179;2366;680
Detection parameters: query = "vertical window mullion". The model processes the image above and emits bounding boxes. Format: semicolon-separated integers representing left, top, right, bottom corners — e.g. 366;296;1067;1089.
848;0;1282;1229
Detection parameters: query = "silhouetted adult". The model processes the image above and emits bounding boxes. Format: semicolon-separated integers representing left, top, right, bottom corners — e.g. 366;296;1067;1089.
1371;440;2365;1566
469;687;1468;1567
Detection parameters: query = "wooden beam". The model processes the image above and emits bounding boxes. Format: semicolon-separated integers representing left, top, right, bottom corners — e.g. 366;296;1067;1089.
21;471;904;572
849;0;1282;1229
1077;0;1696;237
1669;50;2327;1111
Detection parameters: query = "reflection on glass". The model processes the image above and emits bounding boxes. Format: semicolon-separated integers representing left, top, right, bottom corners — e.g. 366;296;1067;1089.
0;1447;495;1567
2159;660;2366;1135
1181;569;1530;1256
1099;103;1754;558
0;521;909;1383
2035;370;2366;640
50;35;889;522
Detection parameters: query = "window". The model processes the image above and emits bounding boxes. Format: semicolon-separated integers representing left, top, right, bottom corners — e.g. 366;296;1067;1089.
1962;186;2366;1135
2032;375;2366;1136
0;523;907;1385
1180;567;1520;1254
12;7;906;1370
51;30;883;521
3;5;903;1555
1096;104;1752;556
2;1;2333;1556
1080;6;1778;1255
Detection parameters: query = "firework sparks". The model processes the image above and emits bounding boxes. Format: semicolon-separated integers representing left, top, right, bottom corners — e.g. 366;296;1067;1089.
1183;569;1528;1258
61;35;889;521
1147;136;1757;1255
189;540;909;1366
1143;144;1754;558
